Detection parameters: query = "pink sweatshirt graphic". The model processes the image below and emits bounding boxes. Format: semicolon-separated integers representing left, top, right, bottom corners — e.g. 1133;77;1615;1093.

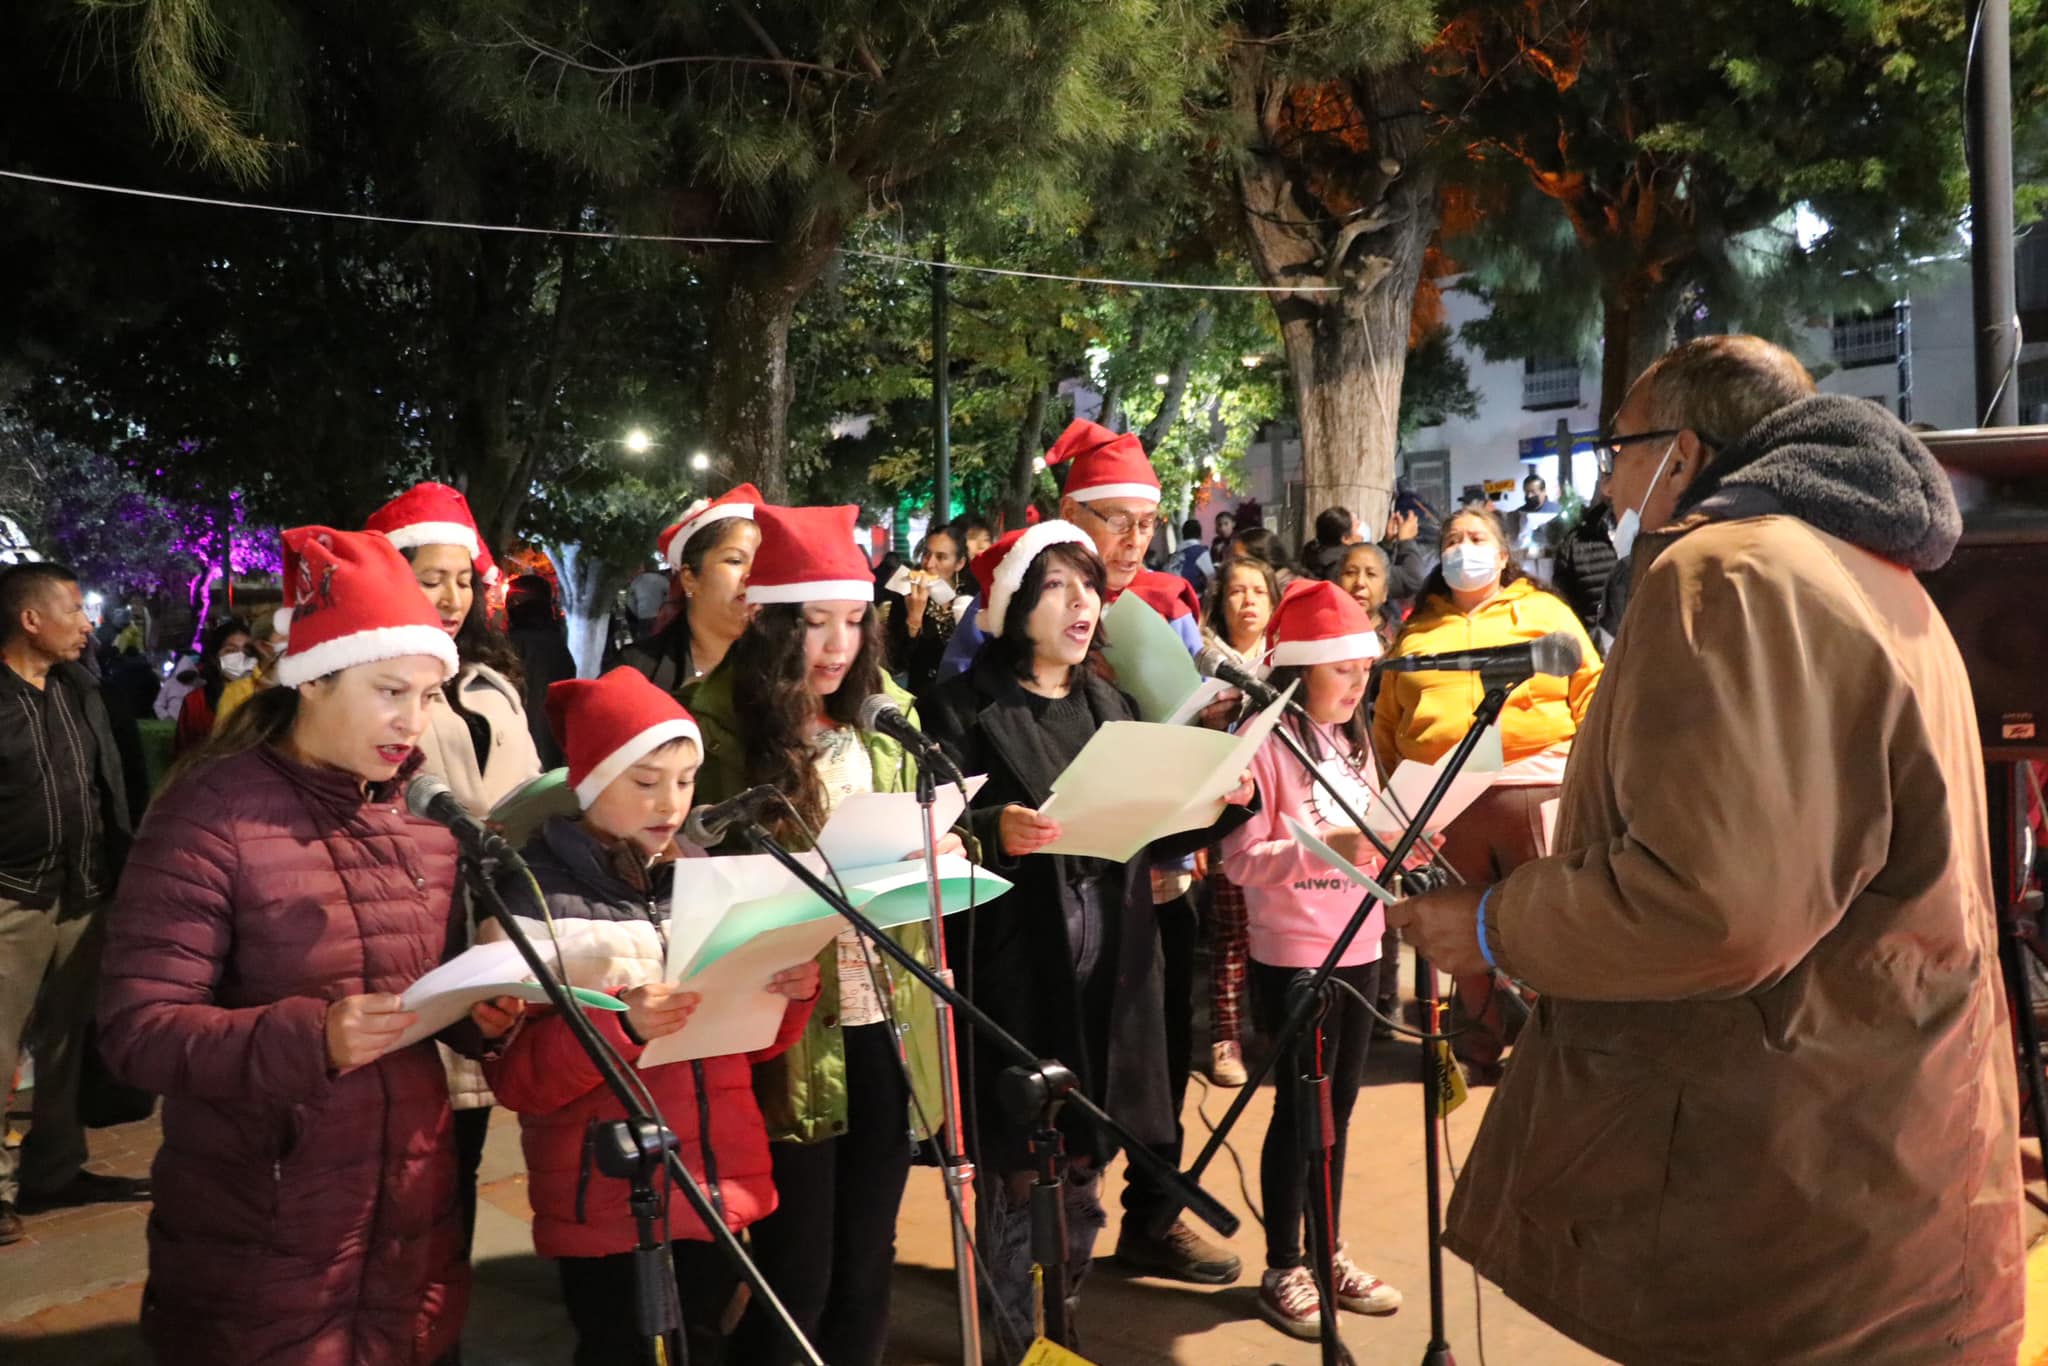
1221;719;1386;969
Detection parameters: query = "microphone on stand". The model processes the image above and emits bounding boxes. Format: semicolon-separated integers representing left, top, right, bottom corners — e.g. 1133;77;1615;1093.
857;694;965;787
681;784;784;848
1193;644;1287;712
406;773;517;862
1374;631;1583;685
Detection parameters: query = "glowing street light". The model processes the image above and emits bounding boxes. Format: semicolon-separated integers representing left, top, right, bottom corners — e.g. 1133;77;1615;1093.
623;428;653;455
690;451;711;472
1153;372;1172;386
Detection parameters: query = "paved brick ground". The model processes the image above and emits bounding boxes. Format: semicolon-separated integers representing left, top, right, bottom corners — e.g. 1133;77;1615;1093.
7;997;2044;1365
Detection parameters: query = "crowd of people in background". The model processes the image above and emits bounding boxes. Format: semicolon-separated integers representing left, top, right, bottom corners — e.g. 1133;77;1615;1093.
5;332;2023;1365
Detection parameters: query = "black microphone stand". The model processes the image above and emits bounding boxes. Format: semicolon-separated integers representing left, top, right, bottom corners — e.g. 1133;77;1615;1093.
729;818;1241;1350
1150;677;1518;1366
465;852;825;1366
1287;970;1352;1366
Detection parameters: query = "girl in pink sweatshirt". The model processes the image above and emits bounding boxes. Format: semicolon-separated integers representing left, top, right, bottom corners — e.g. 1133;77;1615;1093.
1221;579;1404;1340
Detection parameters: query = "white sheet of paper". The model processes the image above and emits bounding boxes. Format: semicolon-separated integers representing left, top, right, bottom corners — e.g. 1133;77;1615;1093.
1162;676;1235;727
1282;814;1406;905
650;851;1007;1065
395;937;623;1050
811;776;986;869
640;919;841;1067
1360;744;1498;839
1036;685;1294;862
1539;798;1560;855
884;565;957;605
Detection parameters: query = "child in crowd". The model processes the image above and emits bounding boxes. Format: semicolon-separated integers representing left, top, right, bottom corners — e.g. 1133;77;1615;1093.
1221;580;1405;1340
485;666;820;1365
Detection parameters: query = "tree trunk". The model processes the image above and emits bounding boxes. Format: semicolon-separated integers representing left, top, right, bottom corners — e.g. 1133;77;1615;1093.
704;234;841;501
1005;377;1054;528
546;540;612;679
1096;318;1143;432
1140;306;1213;454
1228;55;1437;539
1597;276;1680;424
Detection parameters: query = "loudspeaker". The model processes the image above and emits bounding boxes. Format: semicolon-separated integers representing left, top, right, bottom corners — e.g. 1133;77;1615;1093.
1919;427;2048;761
1919;535;2048;759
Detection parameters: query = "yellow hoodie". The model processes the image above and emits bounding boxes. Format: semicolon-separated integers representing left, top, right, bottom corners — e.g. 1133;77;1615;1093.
1371;577;1602;769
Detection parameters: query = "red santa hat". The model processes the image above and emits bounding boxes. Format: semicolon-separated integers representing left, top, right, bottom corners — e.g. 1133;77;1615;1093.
658;483;761;566
1123;567;1201;621
546;667;704;809
745;505;874;605
273;527;460;687
1266;579;1382;668
365;482;499;585
968;522;1094;636
1045;419;1161;504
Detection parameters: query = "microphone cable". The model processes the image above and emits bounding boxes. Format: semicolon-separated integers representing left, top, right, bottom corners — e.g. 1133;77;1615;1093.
768;786;1031;1352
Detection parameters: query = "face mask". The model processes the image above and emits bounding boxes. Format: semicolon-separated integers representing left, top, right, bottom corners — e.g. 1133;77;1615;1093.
218;651;255;680
1610;440;1677;561
1441;543;1501;593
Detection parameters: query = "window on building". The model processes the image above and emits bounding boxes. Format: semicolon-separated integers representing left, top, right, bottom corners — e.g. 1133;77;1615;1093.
2019;357;2048;426
1831;307;1902;368
1522;356;1582;410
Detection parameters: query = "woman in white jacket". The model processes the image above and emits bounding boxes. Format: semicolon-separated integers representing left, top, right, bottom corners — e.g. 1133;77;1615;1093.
365;482;545;1252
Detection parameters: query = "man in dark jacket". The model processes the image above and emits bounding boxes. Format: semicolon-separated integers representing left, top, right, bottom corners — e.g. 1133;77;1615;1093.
1551;475;1619;632
1382;493;1435;607
0;562;143;1245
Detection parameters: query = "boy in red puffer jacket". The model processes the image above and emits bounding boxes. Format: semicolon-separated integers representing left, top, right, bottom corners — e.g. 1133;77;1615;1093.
485;668;819;1364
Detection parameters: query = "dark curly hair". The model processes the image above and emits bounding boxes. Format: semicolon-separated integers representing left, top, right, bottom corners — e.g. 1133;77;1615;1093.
723;601;887;838
985;541;1108;684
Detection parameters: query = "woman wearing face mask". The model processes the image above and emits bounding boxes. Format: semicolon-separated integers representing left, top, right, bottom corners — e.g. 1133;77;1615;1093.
1222;581;1406;1339
1372;506;1601;1075
210;607;287;732
98;528;522;1365
1198;556;1281;1087
882;526;966;703
686;504;950;1366
624;484;763;693
365;482;545;1257
171;617;252;757
923;525;1258;1361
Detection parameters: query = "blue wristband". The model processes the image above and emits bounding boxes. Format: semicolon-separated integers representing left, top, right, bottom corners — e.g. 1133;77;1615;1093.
1476;888;1498;971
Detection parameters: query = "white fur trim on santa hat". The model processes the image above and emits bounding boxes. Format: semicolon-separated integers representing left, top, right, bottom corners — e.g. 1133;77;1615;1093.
379;521;482;559
1269;631;1382;668
275;624;460;688
573;716;704;809
746;578;874;605
1066;481;1162;504
663;502;754;564
978;522;1093;637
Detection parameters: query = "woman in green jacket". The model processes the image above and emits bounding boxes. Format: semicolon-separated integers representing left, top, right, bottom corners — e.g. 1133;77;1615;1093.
687;504;946;1366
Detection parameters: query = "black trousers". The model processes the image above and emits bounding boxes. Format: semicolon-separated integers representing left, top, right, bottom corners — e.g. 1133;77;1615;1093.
452;1104;492;1255
557;1237;739;1366
1120;889;1199;1224
728;1023;915;1366
1251;958;1380;1270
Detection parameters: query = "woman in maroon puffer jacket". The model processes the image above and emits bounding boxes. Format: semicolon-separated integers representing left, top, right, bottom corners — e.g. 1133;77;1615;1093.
98;527;522;1366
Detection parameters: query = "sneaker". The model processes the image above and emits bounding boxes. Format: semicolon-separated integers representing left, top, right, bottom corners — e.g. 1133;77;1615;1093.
1114;1217;1242;1285
0;1202;21;1247
1258;1265;1323;1339
1209;1040;1248;1087
16;1170;151;1215
1331;1247;1403;1315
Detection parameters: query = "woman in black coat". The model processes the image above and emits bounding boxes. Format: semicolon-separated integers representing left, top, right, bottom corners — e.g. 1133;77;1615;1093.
922;524;1255;1360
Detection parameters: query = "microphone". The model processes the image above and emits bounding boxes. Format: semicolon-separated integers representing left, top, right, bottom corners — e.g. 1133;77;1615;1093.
1375;631;1583;682
856;694;965;787
406;773;517;863
681;784;783;848
1193;644;1285;711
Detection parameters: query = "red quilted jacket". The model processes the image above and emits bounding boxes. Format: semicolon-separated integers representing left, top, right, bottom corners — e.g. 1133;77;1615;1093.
485;816;814;1259
98;745;470;1366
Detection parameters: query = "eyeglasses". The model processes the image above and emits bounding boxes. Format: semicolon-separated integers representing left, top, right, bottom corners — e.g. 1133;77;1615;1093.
1073;503;1160;539
1592;427;1721;475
